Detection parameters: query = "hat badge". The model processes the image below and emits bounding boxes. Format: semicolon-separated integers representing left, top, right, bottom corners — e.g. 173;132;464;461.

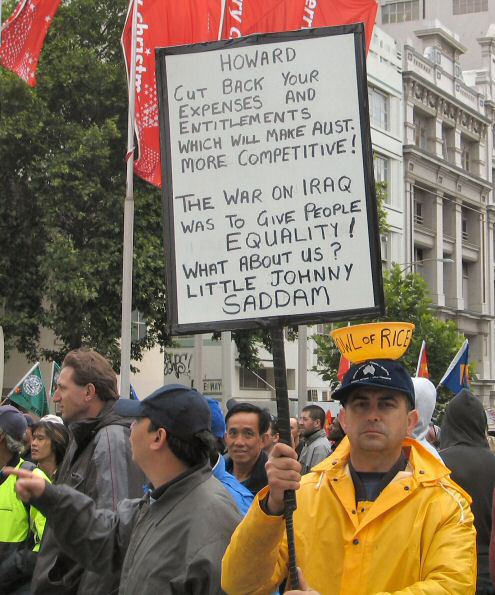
352;361;391;383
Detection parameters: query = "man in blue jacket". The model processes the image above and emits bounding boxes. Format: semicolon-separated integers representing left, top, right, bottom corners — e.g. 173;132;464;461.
207;398;254;515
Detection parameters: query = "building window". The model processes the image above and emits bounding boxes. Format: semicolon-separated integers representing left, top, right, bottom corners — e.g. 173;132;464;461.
307;389;318;402
442;125;455;163
374;154;390;204
368;87;389;130
239;367;269;390
381;0;420;23
321;390;330;402
414;112;431;151
462;217;469;241
453;0;487;15
381;234;390;265
131;310;147;341
460;136;476;173
374;154;390;183
414;200;424;225
461;139;470;171
413;247;424;274
462;262;469;306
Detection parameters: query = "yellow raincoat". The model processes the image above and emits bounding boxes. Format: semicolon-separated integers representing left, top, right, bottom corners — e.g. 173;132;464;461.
222;437;476;594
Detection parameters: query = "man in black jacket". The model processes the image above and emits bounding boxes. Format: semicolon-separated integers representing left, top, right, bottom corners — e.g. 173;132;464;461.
440;389;495;595
7;384;241;595
31;349;144;595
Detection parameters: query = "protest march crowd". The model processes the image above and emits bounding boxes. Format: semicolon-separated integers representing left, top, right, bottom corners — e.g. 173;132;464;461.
0;347;493;594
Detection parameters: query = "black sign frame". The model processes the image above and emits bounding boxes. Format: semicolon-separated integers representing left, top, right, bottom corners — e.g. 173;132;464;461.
156;23;384;335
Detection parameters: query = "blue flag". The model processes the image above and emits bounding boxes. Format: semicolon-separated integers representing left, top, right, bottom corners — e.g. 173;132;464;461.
130;384;139;400
438;340;470;393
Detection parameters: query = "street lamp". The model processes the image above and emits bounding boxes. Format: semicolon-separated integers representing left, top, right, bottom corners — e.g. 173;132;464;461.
395;258;454;272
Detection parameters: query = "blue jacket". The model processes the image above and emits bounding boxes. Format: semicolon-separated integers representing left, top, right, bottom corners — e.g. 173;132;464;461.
213;455;254;516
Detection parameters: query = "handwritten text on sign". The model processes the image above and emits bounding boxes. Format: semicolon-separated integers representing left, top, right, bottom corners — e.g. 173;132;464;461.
164;33;376;326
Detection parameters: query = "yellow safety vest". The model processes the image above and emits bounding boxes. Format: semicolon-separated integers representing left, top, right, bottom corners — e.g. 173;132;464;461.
30;467;50;552
0;459;30;543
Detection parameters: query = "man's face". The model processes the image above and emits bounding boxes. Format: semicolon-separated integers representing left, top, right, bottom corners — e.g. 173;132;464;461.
130;417;153;467
53;366;90;424
300;411;319;437
341;388;418;456
290;417;299;446
328;417;345;441
225;412;263;468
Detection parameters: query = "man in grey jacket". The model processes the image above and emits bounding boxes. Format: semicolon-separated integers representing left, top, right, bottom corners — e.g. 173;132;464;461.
299;404;332;474
8;384;242;595
31;349;144;594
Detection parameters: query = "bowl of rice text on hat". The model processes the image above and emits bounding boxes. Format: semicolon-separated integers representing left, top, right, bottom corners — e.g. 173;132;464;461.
331;322;415;364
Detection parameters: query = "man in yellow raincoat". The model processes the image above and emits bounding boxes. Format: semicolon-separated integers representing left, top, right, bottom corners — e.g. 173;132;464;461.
222;359;476;594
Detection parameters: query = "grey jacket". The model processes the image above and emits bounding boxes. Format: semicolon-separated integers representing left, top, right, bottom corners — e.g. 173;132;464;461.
32;402;145;595
299;428;332;474
33;463;242;594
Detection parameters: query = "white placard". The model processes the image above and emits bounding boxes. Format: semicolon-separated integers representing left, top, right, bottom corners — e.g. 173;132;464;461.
157;27;383;332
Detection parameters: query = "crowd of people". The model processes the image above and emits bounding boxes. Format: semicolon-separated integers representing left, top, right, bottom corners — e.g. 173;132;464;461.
0;348;494;593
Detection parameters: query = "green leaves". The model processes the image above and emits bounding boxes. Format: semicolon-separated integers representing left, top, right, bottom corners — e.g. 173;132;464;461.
313;265;465;401
0;0;169;370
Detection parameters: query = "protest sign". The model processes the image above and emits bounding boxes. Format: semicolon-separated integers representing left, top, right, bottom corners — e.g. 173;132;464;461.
156;24;383;334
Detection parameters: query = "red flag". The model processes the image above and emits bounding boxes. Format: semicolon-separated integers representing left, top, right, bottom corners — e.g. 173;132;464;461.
415;340;429;379
0;0;61;87
223;0;306;38
121;0;221;187
126;0;377;187
337;354;351;382
222;0;377;51
301;0;378;53
324;408;333;438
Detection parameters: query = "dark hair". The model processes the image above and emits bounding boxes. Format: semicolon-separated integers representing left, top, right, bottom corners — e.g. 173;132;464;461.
32;421;70;466
149;421;215;467
63;349;118;401
302;405;326;429
225;403;271;435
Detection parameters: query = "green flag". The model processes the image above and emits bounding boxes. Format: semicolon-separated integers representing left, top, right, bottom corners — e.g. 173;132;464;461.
49;362;61;398
8;363;49;417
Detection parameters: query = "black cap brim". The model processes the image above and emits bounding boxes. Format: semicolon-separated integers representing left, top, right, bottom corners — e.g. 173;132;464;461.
333;380;414;408
114;398;146;418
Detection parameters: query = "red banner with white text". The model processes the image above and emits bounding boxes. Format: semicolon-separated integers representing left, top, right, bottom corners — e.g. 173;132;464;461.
302;0;378;52
222;0;377;51
125;0;377;187
121;0;221;187
0;0;61;86
222;0;306;38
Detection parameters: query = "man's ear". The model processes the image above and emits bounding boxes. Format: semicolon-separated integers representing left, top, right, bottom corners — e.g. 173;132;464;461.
85;383;97;401
407;409;419;437
150;427;167;451
340;408;348;433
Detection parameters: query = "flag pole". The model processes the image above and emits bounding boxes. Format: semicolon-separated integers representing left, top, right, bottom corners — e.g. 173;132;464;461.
415;339;425;377
120;0;138;401
218;0;227;39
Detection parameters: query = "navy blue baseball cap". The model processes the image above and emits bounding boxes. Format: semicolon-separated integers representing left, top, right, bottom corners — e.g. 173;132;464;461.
0;405;28;441
207;398;226;439
115;384;211;439
332;359;415;408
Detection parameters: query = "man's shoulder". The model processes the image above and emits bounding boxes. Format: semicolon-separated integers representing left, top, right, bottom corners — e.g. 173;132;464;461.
90;417;131;450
